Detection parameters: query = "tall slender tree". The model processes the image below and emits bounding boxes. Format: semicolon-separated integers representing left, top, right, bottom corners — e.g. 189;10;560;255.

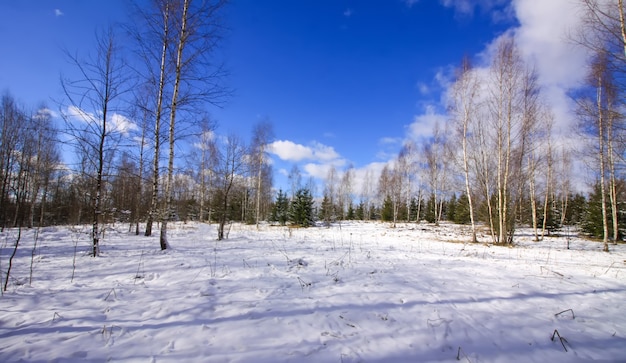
249;120;274;228
60;28;132;256
449;56;480;242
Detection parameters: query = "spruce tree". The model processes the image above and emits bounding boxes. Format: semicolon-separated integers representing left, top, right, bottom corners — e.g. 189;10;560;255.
424;194;436;223
270;189;290;226
346;202;355;220
290;188;314;227
454;193;471;224
409;197;419;222
355;201;365;221
581;183;624;240
381;195;394;222
319;194;333;224
447;194;457;222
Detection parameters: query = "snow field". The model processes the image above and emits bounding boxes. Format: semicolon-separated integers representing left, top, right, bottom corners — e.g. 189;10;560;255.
1;222;625;362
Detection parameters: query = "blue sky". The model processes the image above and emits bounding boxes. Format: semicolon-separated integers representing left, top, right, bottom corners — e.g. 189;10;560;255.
0;1;587;193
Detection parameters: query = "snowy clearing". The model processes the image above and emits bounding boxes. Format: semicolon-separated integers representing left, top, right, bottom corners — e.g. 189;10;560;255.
1;222;625;362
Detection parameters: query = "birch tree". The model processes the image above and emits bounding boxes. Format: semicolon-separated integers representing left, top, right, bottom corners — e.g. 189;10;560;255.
449;56;480;242
215;134;247;240
577;53;614;251
488;37;525;244
60;28;132;256
133;0;228;249
249;120;274;228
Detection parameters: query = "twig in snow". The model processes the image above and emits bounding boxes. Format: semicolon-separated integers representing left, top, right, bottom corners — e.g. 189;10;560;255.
551;329;568;352
104;288;117;301
540;266;564;277
603;262;617;275
52;312;62;322
554;309;575;319
456;346;472;362
339;314;356;328
102;324;123;344
297;276;311;291
134;249;145;283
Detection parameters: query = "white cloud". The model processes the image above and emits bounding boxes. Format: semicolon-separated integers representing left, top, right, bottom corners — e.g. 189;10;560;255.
303;163;332;180
403;0;420;8
303;158;348;180
424;0;588;143
417;82;430;95
494;0;586;142
513;0;587;90
343;8;353;17
66;105;96;123
310;141;340;161
111;113;138;136
379;136;402;145
65;105;138;137
34;107;58;120
54;9;64;17
268;140;341;163
407;105;447;141
268;140;314;161
412;0;589;190
193;130;216;150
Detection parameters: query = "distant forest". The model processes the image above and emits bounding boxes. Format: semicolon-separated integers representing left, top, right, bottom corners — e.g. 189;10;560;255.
1;0;625;253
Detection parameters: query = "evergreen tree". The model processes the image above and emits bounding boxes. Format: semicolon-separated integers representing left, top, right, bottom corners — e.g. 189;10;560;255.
409;197;420;222
369;204;379;221
346;201;355;220
539;198;561;236
564;193;586;225
581;183;625;240
397;201;408;221
319;194;333;225
454;193;471;224
381;195;394;222
424;194;436;223
447;194;457;222
290;188;314;227
270;189;290;226
355;201;365;220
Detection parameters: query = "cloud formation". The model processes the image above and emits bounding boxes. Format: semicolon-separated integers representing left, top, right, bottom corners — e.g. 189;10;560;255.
268;140;340;163
110;113;138;136
65;105;138;136
407;105;447;141
54;9;64;17
409;0;588;142
513;0;588;138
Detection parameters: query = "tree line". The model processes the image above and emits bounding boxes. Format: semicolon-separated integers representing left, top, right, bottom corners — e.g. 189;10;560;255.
1;0;625;254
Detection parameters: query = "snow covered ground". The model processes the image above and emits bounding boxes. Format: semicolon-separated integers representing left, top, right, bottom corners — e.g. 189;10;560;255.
1;221;625;362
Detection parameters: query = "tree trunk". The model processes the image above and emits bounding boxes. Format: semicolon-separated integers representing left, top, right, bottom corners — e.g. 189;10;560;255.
160;0;190;250
597;74;610;252
146;2;170;238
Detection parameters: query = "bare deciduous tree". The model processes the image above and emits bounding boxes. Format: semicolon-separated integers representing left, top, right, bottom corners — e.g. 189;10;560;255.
249;120;274;228
215;134;247;240
449;56;480;242
60;28;132;256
